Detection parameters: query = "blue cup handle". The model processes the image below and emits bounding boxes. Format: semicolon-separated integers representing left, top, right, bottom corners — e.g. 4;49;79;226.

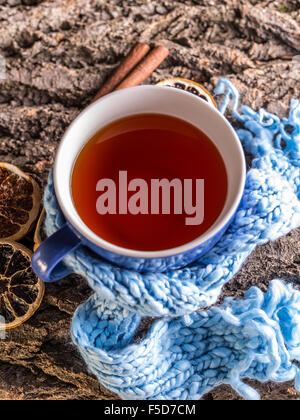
31;224;82;283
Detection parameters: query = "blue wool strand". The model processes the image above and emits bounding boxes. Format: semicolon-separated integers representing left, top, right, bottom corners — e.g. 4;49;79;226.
43;79;300;399
44;79;300;317
71;280;300;400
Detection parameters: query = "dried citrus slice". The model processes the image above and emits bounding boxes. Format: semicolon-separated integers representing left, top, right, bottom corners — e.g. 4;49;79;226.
156;77;217;108
0;162;40;241
0;240;44;330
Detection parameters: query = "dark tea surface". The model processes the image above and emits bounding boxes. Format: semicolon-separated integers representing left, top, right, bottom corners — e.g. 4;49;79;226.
71;114;227;251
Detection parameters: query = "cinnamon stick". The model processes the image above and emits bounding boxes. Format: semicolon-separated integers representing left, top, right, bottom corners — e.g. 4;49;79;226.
92;42;150;102
115;45;170;91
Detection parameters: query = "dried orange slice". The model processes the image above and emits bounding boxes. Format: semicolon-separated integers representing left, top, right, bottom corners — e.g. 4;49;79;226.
156;77;218;108
0;241;44;330
0;162;40;241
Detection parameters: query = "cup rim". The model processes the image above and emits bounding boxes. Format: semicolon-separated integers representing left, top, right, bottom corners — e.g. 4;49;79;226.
54;85;246;259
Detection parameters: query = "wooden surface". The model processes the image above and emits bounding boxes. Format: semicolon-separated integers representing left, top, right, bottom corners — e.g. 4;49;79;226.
0;0;299;400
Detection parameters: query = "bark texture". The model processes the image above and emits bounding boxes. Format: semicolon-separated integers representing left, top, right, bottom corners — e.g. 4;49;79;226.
0;0;299;400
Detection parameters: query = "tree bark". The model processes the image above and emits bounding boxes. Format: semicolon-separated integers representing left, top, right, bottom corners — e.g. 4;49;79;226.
0;0;299;400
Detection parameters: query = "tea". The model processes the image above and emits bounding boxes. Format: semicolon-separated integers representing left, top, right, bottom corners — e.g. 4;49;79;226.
71;114;227;251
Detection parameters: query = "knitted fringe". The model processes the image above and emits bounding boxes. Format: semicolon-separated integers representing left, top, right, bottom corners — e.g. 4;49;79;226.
71;280;300;400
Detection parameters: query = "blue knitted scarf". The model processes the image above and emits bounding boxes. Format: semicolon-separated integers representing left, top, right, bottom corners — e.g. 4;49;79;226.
44;79;300;400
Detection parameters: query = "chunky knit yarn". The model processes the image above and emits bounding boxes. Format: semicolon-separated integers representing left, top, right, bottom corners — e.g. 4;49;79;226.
43;79;300;399
71;280;300;400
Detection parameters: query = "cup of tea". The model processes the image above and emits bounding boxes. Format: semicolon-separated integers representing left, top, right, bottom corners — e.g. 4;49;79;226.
32;85;246;282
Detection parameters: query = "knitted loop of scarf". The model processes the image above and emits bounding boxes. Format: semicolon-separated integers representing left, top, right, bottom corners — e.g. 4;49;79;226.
43;79;300;399
44;79;300;317
71;279;300;400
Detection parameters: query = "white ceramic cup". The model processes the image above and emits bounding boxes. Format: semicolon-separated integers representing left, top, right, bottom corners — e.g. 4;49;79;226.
32;85;246;281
